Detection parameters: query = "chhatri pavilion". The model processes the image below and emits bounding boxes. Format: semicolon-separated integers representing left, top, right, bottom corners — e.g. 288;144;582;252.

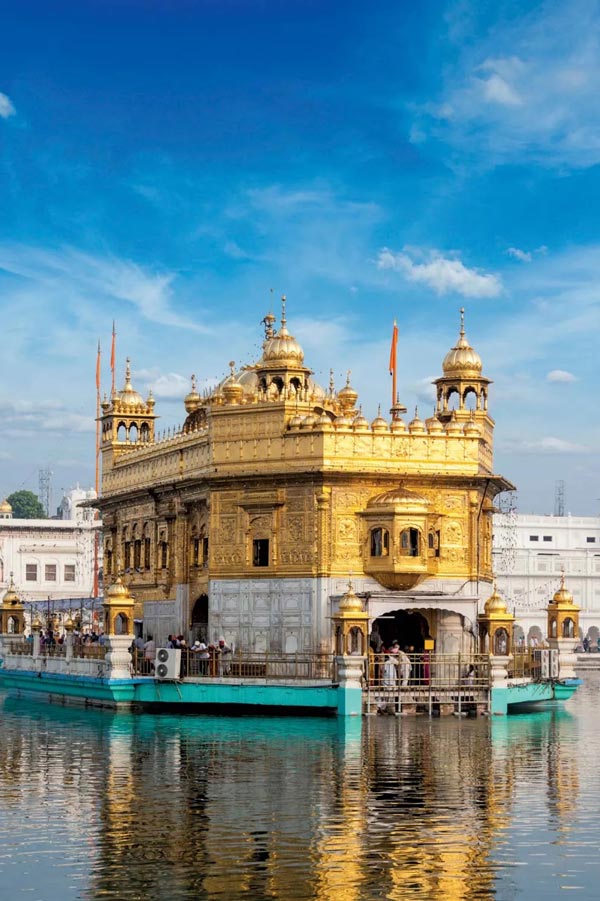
97;301;513;655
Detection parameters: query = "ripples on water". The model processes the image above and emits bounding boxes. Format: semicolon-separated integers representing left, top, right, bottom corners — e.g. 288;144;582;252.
1;677;600;900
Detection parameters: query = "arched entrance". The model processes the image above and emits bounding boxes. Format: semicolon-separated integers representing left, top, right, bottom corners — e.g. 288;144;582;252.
373;609;431;652
191;593;208;641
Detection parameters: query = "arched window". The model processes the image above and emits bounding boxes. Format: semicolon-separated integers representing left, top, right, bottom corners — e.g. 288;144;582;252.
494;628;508;655
463;387;478;411
428;529;440;558
370;527;389;557
117;422;127;442
129;423;138;442
563;617;575;638
550;618;557;638
400;528;420;557
445;387;460;411
115;613;128;635
347;627;364;655
140;423;150;442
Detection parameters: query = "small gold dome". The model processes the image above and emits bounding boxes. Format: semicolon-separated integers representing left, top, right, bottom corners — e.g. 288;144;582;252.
0;499;12;514
184;375;202;413
552;573;574;606
337;372;358;411
339;582;364;613
222;363;244;404
288;412;304;429
317;411;334;430
425;415;444;434
64;615;74;632
334;412;354;429
371;406;389;432
408;407;425;434
353;409;370;431
31;615;42;632
105;576;132;602
300;412;319;429
367;486;429;510
484;584;508;615
2;575;20;606
390;417;407;433
464;417;481;437
118;359;145;408
442;309;483;378
445;414;463;436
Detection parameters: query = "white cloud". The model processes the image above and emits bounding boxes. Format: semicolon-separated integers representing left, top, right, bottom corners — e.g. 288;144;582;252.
507;247;532;263
480;73;523;107
0;244;209;332
149;372;190;399
504;436;589;454
0;92;15;119
413;6;600;168
377;247;502;298
546;369;578;383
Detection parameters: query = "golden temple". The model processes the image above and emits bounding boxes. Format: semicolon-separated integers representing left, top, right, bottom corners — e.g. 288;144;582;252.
97;300;513;654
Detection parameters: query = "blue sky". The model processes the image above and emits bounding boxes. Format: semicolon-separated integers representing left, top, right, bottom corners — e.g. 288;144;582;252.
0;0;599;514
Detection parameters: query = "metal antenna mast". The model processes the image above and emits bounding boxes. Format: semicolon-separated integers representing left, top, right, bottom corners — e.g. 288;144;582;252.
38;467;53;517
555;480;565;517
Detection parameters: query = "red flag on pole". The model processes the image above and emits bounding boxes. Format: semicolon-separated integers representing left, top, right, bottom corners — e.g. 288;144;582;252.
389;320;398;375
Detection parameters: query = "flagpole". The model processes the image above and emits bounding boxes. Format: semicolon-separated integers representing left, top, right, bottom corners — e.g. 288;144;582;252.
388;320;406;419
94;339;101;599
110;320;116;397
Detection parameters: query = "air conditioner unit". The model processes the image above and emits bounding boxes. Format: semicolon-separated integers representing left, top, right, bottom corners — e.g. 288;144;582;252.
550;649;560;679
155;648;181;680
540;649;550;680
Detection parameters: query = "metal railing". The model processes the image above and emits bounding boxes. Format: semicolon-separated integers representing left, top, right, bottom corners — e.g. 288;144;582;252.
131;649;336;680
1;640;108;660
365;652;491;715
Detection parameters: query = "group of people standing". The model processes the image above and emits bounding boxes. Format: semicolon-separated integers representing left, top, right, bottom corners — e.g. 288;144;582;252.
131;634;232;677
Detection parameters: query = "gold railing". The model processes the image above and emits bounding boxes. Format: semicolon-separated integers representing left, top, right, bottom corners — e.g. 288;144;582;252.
1;640;108;660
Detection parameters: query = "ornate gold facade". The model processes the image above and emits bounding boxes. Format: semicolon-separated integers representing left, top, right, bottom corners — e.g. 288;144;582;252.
97;301;513;650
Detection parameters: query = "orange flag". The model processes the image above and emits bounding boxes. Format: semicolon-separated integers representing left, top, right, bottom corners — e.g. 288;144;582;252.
96;340;101;392
389;320;398;375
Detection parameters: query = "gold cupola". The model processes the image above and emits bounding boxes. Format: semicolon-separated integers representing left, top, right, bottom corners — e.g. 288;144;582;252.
442;308;483;378
184;374;202;413
262;297;305;366
117;359;145;409
331;580;369;656
337;371;359;413
478;581;514;656
222;362;244;405
433;309;493;446
547;572;579;641
1;573;25;635
0;499;12;519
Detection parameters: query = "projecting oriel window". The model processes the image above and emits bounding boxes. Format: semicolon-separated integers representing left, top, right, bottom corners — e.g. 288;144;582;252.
25;564;37;582
253;538;269;567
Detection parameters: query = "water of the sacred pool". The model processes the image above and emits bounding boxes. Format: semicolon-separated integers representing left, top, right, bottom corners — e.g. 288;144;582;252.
1;677;600;901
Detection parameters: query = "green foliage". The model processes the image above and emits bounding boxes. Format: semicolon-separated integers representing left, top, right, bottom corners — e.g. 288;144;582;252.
6;490;46;519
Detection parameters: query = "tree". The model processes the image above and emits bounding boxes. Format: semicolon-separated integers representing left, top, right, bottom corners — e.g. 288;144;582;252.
6;490;46;519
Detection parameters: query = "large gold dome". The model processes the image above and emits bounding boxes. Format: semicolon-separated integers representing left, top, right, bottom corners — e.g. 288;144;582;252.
262;297;305;366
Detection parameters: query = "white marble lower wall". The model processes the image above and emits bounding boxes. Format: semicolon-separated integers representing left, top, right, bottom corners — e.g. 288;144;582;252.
142;597;184;647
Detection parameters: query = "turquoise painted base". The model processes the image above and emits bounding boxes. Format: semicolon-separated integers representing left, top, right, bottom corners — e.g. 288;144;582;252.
0;669;351;716
492;680;581;715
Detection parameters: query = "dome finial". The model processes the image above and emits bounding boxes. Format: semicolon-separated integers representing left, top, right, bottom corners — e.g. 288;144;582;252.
229;360;236;377
346;370;351;387
460;307;465;338
191;374;196;391
125;357;132;385
329;369;335;397
261;298;276;339
281;294;287;328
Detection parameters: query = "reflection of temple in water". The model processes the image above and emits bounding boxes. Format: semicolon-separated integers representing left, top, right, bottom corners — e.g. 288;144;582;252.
0;700;585;900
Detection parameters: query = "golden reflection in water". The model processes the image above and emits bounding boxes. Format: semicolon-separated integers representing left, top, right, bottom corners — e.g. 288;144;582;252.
0;700;585;900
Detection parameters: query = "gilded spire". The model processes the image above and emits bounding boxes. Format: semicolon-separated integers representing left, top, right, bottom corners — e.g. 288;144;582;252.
460;307;465;339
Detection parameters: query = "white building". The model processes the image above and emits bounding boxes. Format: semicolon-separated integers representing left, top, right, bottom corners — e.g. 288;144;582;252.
493;512;600;645
0;489;102;623
56;484;97;522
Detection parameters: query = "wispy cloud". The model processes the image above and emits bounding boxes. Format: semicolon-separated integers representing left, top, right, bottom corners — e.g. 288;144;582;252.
377;247;502;298
413;3;600;168
507;247;532;263
503;436;590;455
0;92;15;119
547;369;578;383
0;244;209;332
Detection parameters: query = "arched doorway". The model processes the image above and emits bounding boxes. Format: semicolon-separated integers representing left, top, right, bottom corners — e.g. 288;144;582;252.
373;609;431;652
191;593;208;641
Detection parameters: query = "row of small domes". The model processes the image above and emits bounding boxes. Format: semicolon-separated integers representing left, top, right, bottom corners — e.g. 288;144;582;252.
287;410;482;435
